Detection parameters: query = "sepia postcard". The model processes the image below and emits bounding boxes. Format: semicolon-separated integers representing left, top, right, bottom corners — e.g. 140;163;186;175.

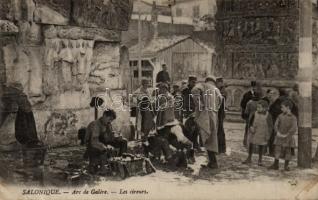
1;0;318;199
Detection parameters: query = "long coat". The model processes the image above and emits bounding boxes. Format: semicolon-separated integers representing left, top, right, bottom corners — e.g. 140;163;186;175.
191;82;222;153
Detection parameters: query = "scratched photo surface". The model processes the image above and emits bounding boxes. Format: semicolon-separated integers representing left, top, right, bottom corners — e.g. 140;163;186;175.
0;0;318;200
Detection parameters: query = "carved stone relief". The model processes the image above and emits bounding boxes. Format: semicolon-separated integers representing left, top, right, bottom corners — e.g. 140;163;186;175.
43;39;94;95
217;0;298;15
72;0;133;31
218;16;298;45
216;0;299;81
89;42;121;91
43;25;121;42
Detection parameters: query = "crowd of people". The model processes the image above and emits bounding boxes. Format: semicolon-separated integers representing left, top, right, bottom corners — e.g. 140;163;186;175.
129;64;227;169
82;64;301;173
240;81;299;171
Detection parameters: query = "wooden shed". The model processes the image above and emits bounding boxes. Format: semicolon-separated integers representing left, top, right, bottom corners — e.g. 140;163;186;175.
129;35;215;91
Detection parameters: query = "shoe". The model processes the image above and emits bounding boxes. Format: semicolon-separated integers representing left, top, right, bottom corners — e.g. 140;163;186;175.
268;159;279;170
201;162;218;169
242;158;252;165
284;161;290;171
268;164;279;170
207;162;219;169
188;157;195;164
196;148;205;153
258;161;264;166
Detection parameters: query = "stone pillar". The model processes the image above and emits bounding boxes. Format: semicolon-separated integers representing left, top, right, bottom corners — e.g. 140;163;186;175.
0;0;133;147
215;0;300;119
298;0;312;168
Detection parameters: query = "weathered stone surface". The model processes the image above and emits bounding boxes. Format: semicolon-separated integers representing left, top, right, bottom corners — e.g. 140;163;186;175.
43;38;94;95
42;110;78;145
0;0;13;20
43;25;121;42
34;108;92;146
0;36;16;84
119;46;131;90
0;20;19;34
0;0;130;147
48;86;91;110
33;0;71;25
216;0;299;80
34;0;70;18
72;0;133;31
312;20;318;87
312;19;318;127
216;0;299;114
0;113;16;145
216;0;299;18
3;45;44;98
89;42;121;90
17;21;42;45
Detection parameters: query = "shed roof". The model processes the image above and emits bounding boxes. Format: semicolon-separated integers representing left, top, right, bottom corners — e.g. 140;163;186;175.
129;34;216;59
192;38;215;53
129;35;190;58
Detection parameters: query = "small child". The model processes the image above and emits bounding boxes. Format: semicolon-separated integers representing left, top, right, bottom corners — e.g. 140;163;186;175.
268;100;298;171
242;100;273;166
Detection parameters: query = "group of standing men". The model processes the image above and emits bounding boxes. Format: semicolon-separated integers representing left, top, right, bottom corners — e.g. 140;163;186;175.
134;64;227;169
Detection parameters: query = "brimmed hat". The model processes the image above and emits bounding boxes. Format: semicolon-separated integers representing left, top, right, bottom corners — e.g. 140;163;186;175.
164;119;180;127
257;99;269;109
216;77;223;82
141;79;149;85
251;81;257;87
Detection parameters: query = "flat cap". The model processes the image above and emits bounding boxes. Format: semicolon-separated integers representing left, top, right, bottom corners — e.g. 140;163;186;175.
188;75;197;81
205;75;217;83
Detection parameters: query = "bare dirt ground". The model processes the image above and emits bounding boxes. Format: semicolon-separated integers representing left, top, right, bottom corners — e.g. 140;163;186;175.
1;122;318;200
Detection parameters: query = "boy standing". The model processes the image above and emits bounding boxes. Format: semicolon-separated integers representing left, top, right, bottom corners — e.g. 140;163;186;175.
268;100;298;171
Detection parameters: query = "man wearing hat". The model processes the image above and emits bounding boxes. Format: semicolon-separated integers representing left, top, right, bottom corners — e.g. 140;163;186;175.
172;84;183;123
156;82;175;129
216;77;227;154
240;81;258;146
156;64;171;84
182;75;197;119
182;76;202;150
191;76;222;169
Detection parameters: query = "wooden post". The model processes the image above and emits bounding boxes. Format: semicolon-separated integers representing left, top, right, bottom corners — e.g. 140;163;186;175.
138;8;142;85
314;146;318;161
298;0;312;168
